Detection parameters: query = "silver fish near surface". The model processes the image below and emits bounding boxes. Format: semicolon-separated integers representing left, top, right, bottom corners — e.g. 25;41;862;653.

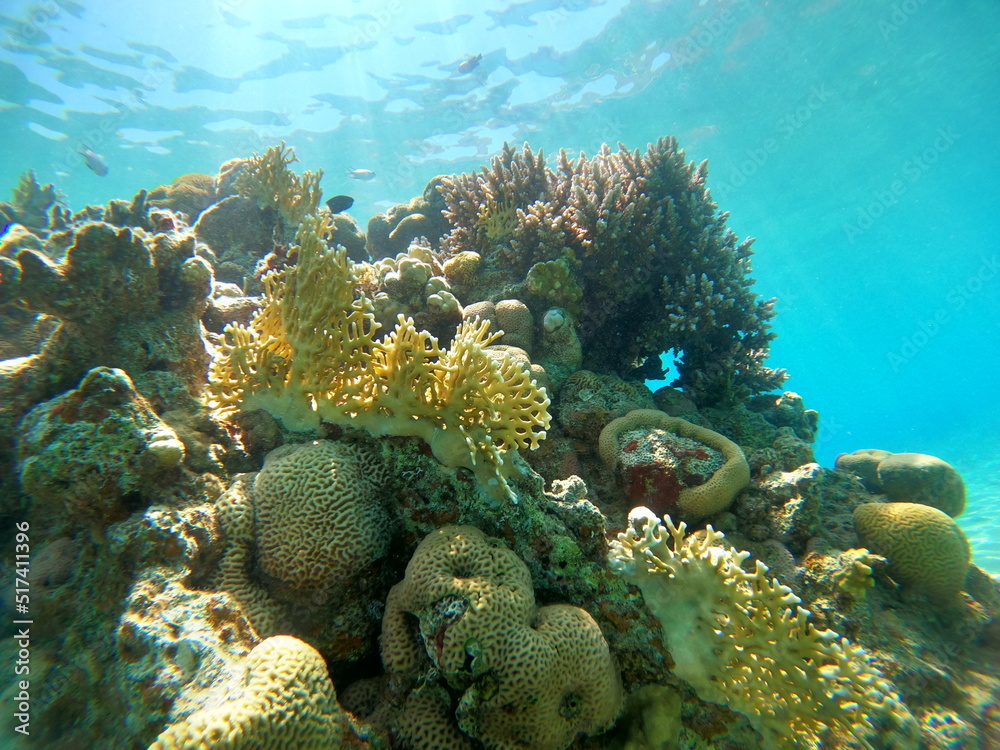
457;53;482;74
346;168;376;181
78;143;108;176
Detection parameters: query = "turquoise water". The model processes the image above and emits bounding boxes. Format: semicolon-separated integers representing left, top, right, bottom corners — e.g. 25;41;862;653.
1;0;997;577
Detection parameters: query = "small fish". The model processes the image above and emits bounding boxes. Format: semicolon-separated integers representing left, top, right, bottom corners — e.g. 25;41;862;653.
326;195;354;213
346;168;376;181
457;53;482;74
78;142;108;176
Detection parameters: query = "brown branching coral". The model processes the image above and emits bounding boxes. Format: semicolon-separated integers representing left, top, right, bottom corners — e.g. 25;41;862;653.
438;139;786;407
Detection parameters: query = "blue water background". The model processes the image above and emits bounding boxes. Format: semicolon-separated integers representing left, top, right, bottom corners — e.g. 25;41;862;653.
1;0;997;570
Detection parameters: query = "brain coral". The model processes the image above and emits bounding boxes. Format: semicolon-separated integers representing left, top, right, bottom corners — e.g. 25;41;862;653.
253;440;390;592
876;452;966;517
853;502;970;602
599;409;749;519
381;525;623;750
835;449;893;492
148;635;364;749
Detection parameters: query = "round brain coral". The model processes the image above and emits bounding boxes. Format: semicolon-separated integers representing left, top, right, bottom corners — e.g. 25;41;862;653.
835;448;893;492
853;502;970;602
148;635;355;749
381;525;623;750
599;409;750;519
876;452;966;517
253;440;390;592
495;298;534;353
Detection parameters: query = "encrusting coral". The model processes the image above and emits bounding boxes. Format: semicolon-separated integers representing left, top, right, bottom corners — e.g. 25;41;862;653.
18;367;185;535
2;141;998;750
609;506;920;750
206;212;551;500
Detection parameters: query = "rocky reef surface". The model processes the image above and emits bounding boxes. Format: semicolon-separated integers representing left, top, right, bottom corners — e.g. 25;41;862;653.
0;144;997;749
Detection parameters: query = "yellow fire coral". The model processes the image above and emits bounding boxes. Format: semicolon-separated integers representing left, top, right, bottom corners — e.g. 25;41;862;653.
609;507;919;750
232;143;323;229
206;214;550;499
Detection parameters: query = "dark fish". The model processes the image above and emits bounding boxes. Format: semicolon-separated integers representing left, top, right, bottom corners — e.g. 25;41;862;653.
346;168;376;181
457;53;482;74
326;195;354;213
78;142;108;176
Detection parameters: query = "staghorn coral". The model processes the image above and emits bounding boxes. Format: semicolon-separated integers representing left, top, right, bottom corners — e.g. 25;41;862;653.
439;139;785;406
853;502;970;603
609;507;920;750
231;143;323;233
206;213;550;500
381;525;623;750
599;409;750;520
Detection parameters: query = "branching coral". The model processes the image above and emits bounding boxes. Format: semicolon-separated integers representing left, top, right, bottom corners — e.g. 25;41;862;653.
206;214;550;500
0;170;63;232
609;507;919;750
232;143;322;231
438;139;786;406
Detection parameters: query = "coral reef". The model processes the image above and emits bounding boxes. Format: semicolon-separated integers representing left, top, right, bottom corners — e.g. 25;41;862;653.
0;141;997;750
0;217;213;515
